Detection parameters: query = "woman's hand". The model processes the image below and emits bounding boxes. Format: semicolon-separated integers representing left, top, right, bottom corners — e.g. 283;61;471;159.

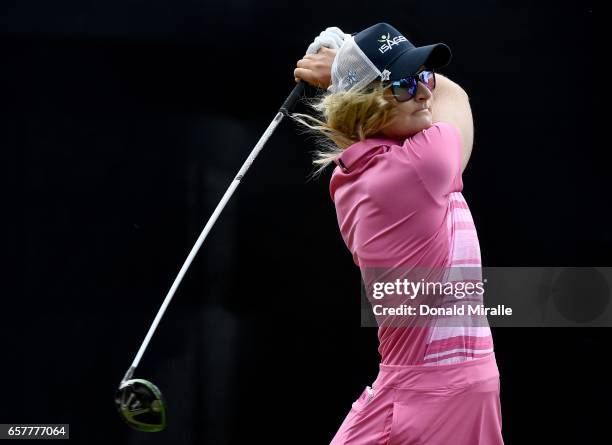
294;26;349;89
294;47;337;89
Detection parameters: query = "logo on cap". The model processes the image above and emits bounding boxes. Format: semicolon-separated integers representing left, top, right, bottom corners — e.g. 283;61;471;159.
380;69;391;81
345;69;358;86
377;32;407;54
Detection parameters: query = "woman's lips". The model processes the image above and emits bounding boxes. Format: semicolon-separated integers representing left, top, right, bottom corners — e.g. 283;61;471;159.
414;108;430;114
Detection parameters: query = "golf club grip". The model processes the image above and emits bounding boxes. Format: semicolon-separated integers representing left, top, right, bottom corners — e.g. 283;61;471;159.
279;80;306;116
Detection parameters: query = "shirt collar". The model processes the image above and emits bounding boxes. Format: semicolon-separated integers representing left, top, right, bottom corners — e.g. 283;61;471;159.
334;137;403;173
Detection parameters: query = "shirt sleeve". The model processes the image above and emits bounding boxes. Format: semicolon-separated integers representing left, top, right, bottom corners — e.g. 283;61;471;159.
399;121;463;200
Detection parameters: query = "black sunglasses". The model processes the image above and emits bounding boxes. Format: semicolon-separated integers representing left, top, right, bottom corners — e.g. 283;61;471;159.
385;69;436;102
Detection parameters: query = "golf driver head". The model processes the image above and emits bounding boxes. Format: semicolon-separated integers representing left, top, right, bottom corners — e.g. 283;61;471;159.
115;379;167;432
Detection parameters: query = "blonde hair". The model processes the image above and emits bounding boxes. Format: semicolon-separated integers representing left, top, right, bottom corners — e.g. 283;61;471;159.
289;82;398;179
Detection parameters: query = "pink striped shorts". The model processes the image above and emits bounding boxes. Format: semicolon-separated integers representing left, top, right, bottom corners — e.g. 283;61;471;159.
329;353;504;445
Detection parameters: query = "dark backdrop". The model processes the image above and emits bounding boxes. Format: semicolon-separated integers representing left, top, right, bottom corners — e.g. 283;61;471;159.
1;1;606;444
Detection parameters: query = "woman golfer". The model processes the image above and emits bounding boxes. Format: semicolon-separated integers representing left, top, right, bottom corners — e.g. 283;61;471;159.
293;23;504;444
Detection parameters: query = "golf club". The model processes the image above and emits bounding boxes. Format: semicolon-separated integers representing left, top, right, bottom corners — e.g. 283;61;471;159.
115;80;307;432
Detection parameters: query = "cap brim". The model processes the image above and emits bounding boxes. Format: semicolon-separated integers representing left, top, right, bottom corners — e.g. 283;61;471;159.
385;43;452;80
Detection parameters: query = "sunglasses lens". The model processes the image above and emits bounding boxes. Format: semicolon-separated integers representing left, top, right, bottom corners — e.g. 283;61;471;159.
420;70;436;91
390;70;435;102
392;78;417;102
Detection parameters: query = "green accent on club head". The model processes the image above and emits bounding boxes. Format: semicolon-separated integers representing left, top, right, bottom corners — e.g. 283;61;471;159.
115;378;167;432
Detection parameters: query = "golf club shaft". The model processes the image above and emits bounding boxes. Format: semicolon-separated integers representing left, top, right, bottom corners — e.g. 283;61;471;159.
122;81;306;384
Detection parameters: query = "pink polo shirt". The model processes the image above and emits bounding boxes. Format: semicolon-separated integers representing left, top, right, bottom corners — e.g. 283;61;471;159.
330;121;463;268
330;121;495;365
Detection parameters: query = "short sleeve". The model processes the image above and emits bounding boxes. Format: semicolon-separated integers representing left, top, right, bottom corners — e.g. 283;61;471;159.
399;121;463;199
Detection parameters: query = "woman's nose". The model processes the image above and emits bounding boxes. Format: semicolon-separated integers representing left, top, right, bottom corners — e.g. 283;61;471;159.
415;81;433;101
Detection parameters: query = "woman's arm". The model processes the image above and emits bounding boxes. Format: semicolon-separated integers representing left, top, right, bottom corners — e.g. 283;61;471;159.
294;51;476;174
431;73;474;174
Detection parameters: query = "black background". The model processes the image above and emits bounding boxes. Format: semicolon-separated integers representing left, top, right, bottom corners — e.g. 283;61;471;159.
1;1;607;444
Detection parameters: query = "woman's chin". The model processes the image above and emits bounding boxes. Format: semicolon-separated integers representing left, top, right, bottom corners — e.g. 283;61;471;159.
380;117;434;139
416;114;433;127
